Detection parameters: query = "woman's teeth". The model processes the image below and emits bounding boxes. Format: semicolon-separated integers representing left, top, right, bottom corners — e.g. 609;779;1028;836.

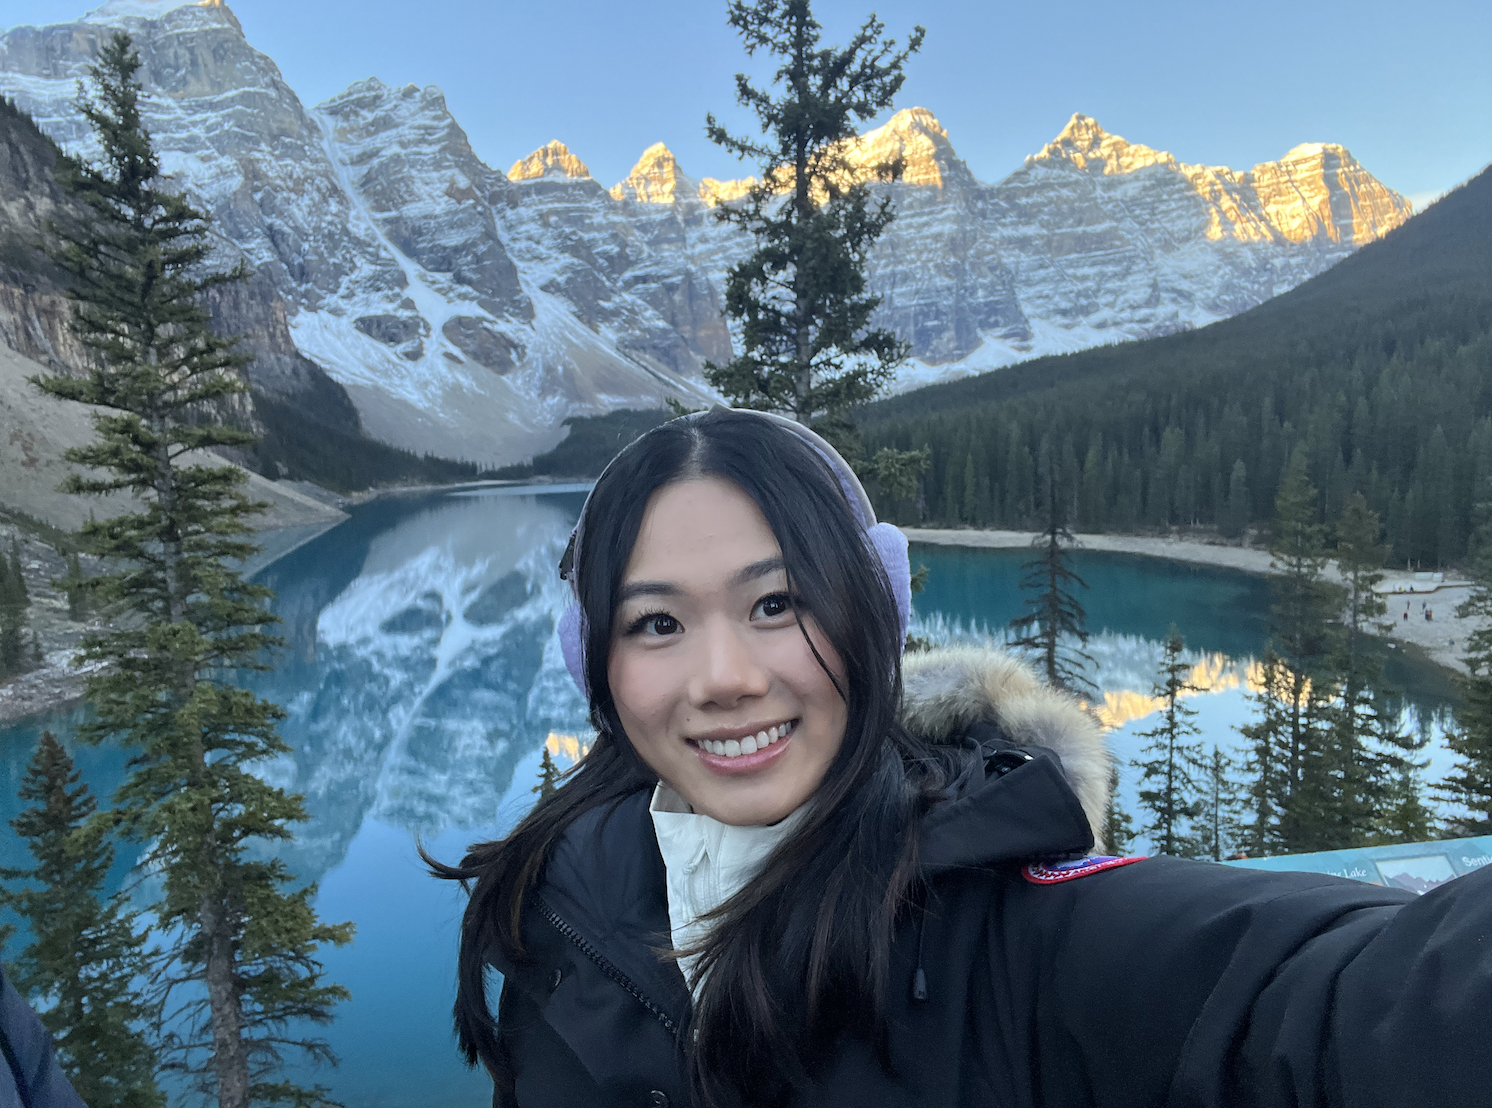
698;721;793;758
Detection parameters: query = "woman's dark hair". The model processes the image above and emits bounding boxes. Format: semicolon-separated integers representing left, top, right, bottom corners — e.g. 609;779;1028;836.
430;408;963;1104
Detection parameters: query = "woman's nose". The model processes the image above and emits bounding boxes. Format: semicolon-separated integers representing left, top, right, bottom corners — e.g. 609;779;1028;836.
692;618;770;706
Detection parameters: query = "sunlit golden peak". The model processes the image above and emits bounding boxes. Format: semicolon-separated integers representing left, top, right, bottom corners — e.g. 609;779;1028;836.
1034;113;1173;175
609;142;697;204
508;140;591;182
846;106;972;190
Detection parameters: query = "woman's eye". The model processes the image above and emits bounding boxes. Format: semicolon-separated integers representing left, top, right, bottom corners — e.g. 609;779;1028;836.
628;613;681;637
752;593;793;620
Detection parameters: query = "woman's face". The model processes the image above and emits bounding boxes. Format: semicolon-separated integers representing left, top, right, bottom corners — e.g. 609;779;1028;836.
607;476;848;826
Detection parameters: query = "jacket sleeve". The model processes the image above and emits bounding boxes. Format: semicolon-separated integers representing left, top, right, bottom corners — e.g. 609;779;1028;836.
1008;855;1492;1108
0;969;86;1108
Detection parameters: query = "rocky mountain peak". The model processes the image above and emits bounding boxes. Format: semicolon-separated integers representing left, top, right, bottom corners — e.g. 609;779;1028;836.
1032;113;1174;175
847;106;974;189
508;141;592;182
83;0;239;30
610;142;698;204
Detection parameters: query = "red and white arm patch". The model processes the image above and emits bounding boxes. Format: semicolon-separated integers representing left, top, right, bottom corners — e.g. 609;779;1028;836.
1022;855;1147;885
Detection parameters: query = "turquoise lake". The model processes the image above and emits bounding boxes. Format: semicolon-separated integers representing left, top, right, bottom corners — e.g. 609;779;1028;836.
0;487;1462;1105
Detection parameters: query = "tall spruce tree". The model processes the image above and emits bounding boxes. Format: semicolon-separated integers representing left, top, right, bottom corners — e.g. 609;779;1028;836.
0;731;162;1107
533;747;562;801
31;34;351;1107
1198;746;1246;861
1244;449;1346;853
703;0;927;490
1132;627;1207;856
1239;649;1293;857
1099;766;1136;856
1010;464;1094;693
1329;492;1426;845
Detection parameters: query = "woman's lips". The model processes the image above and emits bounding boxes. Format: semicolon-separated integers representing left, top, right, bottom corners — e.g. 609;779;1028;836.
692;720;796;776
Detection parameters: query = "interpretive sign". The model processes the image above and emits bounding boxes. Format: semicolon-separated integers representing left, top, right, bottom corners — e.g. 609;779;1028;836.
1224;835;1492;894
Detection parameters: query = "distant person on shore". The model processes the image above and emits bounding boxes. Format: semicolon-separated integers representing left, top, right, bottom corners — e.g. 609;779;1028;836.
431;407;1492;1108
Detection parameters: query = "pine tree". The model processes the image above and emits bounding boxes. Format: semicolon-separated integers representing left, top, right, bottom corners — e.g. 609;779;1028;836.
1010;464;1094;693
1244;450;1345;853
1100;766;1136;856
1327;492;1423;846
31;35;352;1107
1219;459;1249;539
1238;648;1294;857
1132;627;1207;856
532;747;562;801
703;0;927;495
1198;747;1247;861
0;732;162;1107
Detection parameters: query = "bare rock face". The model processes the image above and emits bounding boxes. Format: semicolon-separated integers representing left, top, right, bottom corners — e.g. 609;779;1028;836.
0;2;715;466
609;143;700;206
0;4;1414;464
508;140;591;182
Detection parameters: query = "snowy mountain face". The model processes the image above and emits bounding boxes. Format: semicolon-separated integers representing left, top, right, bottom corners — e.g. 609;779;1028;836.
0;2;1413;465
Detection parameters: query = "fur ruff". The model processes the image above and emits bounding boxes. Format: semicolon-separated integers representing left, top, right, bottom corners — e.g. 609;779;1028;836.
900;646;1112;848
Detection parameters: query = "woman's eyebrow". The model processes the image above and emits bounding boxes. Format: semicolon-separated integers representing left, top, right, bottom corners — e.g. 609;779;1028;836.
617;580;678;604
617;557;785;604
731;556;785;587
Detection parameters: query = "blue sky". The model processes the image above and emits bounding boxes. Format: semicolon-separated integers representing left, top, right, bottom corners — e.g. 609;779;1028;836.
7;0;1490;205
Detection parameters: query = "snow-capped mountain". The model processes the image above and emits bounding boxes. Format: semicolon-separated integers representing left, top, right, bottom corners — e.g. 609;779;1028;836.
0;0;1413;465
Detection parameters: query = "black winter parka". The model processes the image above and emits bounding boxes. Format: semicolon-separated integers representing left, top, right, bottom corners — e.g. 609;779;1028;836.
484;647;1492;1108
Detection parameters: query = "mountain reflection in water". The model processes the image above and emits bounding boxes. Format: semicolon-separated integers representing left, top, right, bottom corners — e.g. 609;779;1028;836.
250;487;593;887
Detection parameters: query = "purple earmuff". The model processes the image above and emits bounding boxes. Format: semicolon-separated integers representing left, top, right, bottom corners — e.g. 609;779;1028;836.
556;410;912;695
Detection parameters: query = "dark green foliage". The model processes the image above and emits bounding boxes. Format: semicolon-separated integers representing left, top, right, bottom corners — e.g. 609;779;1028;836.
1100;766;1136;856
1445;529;1492;833
63;551;88;621
1238;476;1429;854
860;167;1492;567
244;395;481;493
0;732;162;1107
704;0;922;423
1239;458;1347;854
1330;493;1430;844
1198;747;1246;861
1219;459;1249;539
703;0;927;501
30;35;351;1108
495;409;673;479
1132;627;1207;857
533;747;562;801
0;538;30;678
1238;650;1295;857
1008;466;1093;693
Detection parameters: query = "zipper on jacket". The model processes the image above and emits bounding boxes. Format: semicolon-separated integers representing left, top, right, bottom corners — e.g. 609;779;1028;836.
538;898;680;1039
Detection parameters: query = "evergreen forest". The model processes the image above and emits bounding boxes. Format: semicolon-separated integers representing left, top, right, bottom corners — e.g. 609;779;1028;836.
860;166;1492;569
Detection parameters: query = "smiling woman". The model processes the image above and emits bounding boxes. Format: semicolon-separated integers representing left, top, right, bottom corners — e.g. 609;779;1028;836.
428;407;1492;1108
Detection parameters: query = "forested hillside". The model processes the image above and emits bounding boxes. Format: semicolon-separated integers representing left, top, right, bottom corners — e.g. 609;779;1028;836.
861;166;1492;568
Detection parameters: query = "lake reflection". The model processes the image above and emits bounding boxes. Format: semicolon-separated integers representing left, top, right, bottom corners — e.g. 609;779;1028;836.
252;486;593;889
0;493;1460;1105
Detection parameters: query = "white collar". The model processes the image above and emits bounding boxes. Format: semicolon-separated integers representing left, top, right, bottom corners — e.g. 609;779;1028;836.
649;783;806;998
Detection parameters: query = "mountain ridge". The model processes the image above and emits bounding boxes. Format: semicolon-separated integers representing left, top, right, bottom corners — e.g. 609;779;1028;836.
0;1;1413;467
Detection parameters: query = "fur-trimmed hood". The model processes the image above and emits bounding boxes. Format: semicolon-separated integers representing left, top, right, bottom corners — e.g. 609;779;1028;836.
900;645;1112;849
